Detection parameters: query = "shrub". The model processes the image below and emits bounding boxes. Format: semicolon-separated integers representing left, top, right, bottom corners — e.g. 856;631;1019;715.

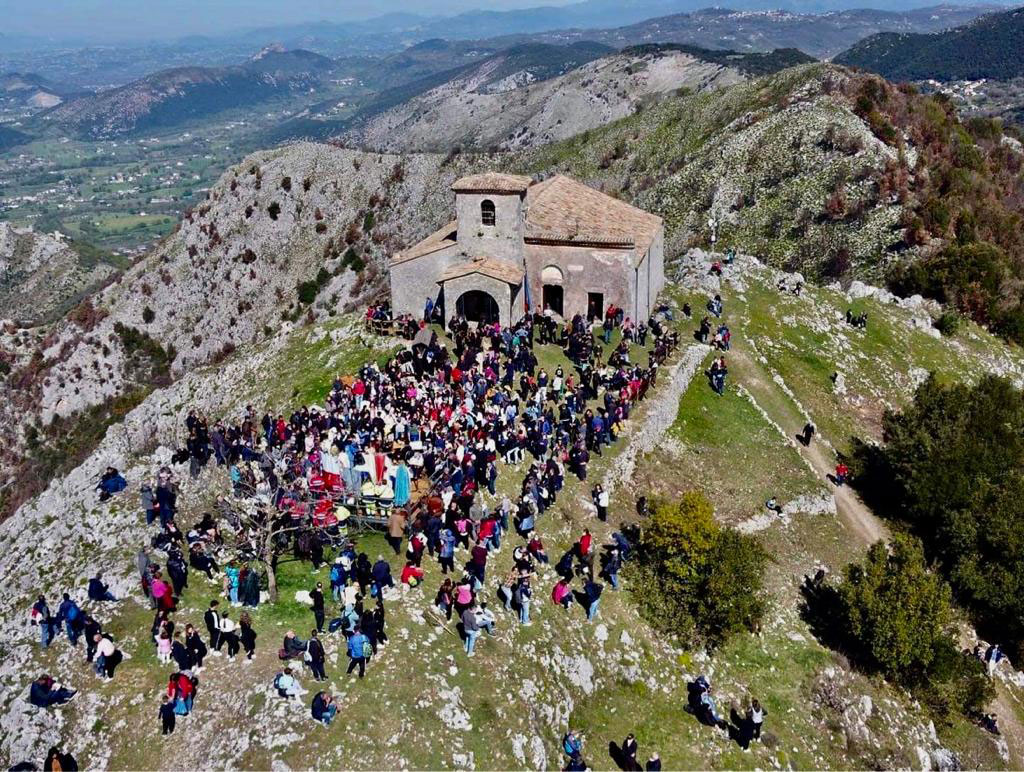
363;210;375;232
630;493;768;648
855;375;1024;657
141;306;155;324
933;311;960;336
296;280;319;305
280;176;292;192
268;202;281;220
834;535;993;720
839;536;952;679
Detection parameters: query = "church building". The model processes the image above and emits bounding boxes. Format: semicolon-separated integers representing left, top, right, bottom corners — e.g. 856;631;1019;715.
388;172;664;327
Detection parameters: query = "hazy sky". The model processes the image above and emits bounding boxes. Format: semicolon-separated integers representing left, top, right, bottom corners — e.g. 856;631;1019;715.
0;0;578;41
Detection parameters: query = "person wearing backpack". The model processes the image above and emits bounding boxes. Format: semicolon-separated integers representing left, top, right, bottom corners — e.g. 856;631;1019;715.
563;730;583;762
56;594;82;646
329;558;346;602
30;595;53;648
274;667;303;699
307;630;327;682
346;627;369;678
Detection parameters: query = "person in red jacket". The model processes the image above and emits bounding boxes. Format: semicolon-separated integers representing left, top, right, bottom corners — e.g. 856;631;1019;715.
552;578;572;610
400;561;424;587
835;462;849;487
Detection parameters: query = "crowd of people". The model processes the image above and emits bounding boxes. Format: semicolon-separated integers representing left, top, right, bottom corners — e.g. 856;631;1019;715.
23;286;783;768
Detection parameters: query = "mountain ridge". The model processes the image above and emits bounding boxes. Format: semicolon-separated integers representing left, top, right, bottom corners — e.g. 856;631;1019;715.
834;5;1024;80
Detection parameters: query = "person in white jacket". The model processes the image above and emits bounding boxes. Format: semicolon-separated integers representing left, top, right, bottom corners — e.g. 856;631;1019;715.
218;613;240;659
94;635;116;679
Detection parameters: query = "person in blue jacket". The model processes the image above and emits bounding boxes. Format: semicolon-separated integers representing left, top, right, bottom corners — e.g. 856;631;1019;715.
346;627;369;678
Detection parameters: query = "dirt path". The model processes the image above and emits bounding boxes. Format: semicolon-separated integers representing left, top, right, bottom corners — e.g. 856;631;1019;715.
728;347;887;546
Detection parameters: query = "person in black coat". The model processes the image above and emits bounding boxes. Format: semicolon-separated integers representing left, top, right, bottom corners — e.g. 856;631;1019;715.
307;630;327;681
185;624;207;670
83;616;102;663
203;601;221;652
310;583;325;633
159;696;176;735
171;633;192;672
239;612;257;660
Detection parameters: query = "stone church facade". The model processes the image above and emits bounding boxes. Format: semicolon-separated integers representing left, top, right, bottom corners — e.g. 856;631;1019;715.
389;172;664;328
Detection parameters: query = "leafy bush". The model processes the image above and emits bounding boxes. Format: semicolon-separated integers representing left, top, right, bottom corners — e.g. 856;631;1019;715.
141;306;155;324
855;374;1024;657
363;211;375;232
835;535;992;719
268;202;281;220
296;280;319;305
839;536;952;678
933;311;960;336
629;492;769;648
112;322;175;383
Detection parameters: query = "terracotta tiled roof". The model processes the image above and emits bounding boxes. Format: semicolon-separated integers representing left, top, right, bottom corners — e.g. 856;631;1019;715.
524;175;662;254
390;220;457;266
439;256;524;285
451;173;532;194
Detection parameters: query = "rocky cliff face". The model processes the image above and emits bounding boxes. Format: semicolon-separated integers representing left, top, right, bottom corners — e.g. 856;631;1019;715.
0;224;119;325
0;142;464;515
339;49;745;153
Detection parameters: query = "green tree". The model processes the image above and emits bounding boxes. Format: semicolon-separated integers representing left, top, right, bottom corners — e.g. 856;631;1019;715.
835;535;993;720
839;536;952;679
865;374;1024;652
631;493;768;648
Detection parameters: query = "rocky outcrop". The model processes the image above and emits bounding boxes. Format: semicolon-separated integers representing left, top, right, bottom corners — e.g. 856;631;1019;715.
0;224;119;325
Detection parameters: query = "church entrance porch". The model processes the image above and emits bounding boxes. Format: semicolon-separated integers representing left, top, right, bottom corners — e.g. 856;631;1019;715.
455;290;500;325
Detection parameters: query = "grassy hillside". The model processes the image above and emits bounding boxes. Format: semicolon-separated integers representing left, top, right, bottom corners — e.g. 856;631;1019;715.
518;62;1024;344
3;252;1024;769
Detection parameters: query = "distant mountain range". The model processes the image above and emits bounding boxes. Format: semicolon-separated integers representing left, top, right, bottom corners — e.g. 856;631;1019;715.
329;43;811;153
0;72;89;108
507;4;1000;58
208;0;1005;54
38;50;338;139
834;5;1024;79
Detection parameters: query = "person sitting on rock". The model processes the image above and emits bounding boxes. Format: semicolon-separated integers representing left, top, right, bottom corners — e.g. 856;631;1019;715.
29;675;76;708
88;572;117;602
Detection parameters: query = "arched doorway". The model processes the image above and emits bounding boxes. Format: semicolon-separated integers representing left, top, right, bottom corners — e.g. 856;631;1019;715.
455;290;499;324
542;285;563;316
541;265;564;316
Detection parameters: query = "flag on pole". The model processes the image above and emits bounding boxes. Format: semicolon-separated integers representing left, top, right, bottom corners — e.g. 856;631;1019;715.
523;268;532;313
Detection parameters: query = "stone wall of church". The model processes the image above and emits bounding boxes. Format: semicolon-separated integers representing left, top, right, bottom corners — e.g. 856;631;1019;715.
389;245;461;319
455;192;525;263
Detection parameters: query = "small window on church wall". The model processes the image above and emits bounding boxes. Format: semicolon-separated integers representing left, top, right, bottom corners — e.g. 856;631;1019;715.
481;199;496;226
